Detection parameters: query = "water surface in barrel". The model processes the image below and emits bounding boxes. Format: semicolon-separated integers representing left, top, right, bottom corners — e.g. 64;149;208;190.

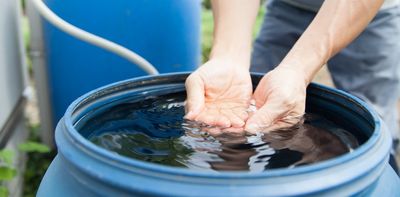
78;92;359;172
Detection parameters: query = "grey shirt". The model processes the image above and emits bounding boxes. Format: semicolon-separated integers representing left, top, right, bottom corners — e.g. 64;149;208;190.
281;0;400;12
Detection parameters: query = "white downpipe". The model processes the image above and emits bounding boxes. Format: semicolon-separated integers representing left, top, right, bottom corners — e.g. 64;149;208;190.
30;0;159;75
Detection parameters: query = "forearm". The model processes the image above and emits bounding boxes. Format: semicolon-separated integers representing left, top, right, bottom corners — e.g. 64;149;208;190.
210;0;260;66
279;0;384;83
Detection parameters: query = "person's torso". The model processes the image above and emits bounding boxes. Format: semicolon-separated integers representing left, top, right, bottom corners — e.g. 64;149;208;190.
280;0;400;12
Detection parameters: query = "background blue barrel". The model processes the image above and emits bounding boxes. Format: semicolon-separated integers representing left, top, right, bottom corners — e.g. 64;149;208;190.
42;0;201;127
37;73;400;196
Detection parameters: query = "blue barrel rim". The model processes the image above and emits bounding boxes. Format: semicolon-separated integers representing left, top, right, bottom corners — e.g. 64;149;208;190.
61;72;384;179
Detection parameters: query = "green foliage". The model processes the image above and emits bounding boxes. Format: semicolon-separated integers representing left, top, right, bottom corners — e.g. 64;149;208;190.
18;142;51;153
0;149;16;197
201;8;214;62
0;150;14;166
22;16;33;75
0;140;51;196
254;6;266;37
0;186;8;197
22;124;56;197
23;149;55;197
21;0;26;12
0;124;54;197
0;167;17;181
202;0;211;10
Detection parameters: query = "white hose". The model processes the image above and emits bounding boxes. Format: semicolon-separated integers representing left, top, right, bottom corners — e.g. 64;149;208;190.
30;0;159;75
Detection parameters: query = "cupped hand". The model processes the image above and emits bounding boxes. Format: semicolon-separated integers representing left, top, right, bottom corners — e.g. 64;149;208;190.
245;66;308;134
184;58;252;132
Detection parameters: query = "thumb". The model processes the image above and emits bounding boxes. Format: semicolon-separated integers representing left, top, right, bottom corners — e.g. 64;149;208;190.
245;102;285;134
184;74;205;119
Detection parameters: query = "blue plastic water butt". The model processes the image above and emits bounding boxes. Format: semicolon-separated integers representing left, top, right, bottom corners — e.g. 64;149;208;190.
42;0;201;127
37;73;400;196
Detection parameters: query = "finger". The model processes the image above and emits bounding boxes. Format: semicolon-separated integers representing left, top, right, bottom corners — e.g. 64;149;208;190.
252;85;268;109
247;112;304;134
195;108;228;127
233;107;249;121
195;109;216;125
215;114;231;128
251;120;294;134
245;102;287;134
221;110;245;128
184;74;205;119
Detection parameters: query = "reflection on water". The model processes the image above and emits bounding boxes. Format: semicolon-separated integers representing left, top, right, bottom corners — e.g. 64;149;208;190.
79;93;358;172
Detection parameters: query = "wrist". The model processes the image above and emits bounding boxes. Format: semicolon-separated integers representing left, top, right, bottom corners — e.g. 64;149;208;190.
210;43;251;69
278;32;332;84
278;49;326;84
273;65;309;87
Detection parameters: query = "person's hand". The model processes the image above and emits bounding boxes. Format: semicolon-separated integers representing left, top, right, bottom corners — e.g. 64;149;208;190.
184;57;252;133
245;66;308;134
